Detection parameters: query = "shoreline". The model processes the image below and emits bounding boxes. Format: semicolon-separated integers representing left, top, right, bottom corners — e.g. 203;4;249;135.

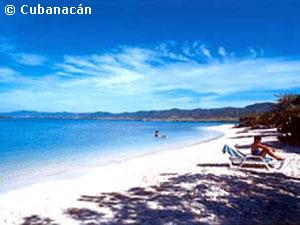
0;125;229;224
1;124;299;224
0;124;224;194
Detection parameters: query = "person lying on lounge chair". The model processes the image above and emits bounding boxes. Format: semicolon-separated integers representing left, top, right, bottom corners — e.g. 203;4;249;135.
251;136;285;160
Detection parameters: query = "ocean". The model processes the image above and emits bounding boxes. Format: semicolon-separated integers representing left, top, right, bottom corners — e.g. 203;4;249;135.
0;118;226;192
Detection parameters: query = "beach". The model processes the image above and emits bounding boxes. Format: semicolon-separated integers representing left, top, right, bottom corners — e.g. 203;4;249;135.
1;124;300;224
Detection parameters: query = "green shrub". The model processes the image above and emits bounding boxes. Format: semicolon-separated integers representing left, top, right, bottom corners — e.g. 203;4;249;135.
239;94;300;146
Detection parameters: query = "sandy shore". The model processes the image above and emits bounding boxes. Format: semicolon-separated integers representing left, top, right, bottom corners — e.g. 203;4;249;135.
1;124;300;225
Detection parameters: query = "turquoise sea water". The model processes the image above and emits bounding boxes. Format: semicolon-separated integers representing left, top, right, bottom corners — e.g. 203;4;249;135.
0;119;226;192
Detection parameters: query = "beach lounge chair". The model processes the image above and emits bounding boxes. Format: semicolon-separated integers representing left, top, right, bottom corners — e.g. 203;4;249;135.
222;144;283;170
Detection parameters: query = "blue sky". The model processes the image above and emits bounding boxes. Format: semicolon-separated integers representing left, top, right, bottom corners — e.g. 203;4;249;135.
0;0;300;112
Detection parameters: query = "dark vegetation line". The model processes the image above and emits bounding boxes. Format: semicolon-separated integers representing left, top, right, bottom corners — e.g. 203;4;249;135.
1;94;299;145
239;94;300;146
0;102;274;122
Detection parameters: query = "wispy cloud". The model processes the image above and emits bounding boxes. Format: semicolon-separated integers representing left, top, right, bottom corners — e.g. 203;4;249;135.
199;45;213;60
0;67;18;83
218;47;227;57
249;48;257;58
0;37;15;53
11;53;46;66
0;42;300;112
0;39;46;66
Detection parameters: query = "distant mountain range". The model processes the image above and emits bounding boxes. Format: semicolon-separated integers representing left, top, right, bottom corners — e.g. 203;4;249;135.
0;103;275;122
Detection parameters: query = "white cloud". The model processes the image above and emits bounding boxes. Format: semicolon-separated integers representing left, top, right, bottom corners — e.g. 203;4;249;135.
1;43;300;112
249;48;257;58
199;45;213;60
0;38;15;53
0;43;14;53
0;67;18;82
156;42;189;61
12;53;46;66
0;39;45;66
218;46;227;57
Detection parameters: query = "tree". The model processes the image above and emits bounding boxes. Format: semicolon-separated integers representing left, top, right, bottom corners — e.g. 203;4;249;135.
239;94;300;146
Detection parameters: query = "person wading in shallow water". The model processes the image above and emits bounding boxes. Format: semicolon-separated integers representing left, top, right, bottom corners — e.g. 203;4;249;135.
154;130;167;139
154;130;160;138
251;136;285;160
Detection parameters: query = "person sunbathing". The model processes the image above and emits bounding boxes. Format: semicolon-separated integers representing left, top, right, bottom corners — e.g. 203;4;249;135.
251;136;285;160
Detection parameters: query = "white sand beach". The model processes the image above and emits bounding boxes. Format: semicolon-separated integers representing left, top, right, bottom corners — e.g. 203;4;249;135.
1;124;300;225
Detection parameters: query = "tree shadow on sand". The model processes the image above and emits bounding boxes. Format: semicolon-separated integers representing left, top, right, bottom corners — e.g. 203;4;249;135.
58;170;300;225
20;215;59;225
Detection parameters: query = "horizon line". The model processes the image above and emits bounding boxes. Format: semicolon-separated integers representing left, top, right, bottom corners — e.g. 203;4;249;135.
0;101;275;115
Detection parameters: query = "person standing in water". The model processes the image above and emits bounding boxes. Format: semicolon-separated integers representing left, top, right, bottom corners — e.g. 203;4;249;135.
154;130;160;138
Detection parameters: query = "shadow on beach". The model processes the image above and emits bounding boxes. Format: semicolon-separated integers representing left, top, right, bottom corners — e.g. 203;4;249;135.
21;170;300;225
230;133;277;140
20;215;59;225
